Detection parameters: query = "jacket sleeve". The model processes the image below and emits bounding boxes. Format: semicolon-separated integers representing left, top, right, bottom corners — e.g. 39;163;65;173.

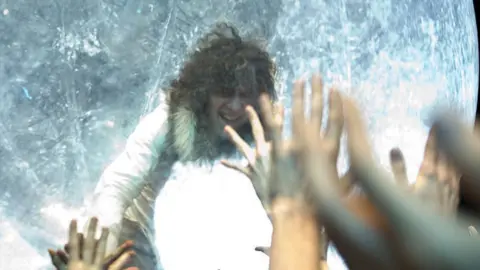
86;106;169;247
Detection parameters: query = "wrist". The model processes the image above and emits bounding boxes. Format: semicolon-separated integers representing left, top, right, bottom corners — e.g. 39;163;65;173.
270;197;314;219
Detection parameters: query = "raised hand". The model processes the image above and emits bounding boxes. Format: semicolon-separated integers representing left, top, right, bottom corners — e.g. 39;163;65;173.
258;78;323;270
48;218;138;270
389;129;460;216
307;99;480;269
435;114;480;214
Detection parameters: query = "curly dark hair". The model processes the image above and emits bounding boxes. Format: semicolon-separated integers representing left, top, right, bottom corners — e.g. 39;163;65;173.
168;22;277;114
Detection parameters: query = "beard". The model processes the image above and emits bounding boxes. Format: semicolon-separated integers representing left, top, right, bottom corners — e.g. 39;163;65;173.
215;120;256;160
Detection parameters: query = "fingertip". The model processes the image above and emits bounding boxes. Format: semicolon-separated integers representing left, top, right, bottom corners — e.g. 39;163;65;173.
125;240;134;246
259;93;270;103
330;88;342;100
89;216;98;224
224;125;232;133
294;78;306;87
69;219;78;235
100;227;109;236
389;148;404;161
70;219;77;227
311;73;322;84
259;93;269;99
220;159;233;167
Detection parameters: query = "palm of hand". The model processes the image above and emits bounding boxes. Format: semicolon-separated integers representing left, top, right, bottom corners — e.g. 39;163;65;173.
390;129;460;217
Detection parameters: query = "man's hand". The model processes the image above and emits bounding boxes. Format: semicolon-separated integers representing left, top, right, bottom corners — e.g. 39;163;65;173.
221;103;284;213
48;218;138;270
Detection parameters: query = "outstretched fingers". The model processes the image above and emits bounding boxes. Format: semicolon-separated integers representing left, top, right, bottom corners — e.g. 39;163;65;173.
259;94;283;156
434;114;480;184
224;125;256;164
344;97;429;237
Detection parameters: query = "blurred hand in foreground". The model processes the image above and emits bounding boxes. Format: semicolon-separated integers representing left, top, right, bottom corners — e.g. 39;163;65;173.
48;217;138;270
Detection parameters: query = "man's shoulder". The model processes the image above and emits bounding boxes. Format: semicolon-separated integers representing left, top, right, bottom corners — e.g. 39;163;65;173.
130;104;169;148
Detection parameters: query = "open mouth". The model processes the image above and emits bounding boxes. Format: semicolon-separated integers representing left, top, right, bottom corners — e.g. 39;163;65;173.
219;113;243;123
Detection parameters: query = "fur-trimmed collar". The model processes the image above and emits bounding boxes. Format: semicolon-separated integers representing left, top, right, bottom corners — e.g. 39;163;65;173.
166;103;252;164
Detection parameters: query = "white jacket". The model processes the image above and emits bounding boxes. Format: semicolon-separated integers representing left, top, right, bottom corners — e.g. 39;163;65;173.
88;105;172;251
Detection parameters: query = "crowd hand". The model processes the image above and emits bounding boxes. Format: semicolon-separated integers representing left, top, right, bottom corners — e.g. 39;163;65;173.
287;77;385;268
287;74;347;256
48;218;138;270
256;82;324;270
254;75;345;269
389;128;460;216
434;115;480;214
307;98;480;269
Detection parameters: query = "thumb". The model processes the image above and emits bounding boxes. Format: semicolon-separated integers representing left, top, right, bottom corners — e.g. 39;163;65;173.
48;249;67;270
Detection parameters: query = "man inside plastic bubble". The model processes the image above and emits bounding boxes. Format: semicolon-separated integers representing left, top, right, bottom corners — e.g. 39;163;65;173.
49;22;279;270
50;73;480;270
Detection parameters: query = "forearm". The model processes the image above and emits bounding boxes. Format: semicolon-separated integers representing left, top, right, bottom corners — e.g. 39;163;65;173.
89;164;146;225
85;106;168;253
269;197;321;270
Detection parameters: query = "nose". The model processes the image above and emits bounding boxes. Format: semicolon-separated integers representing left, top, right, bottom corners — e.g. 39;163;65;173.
227;96;244;112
